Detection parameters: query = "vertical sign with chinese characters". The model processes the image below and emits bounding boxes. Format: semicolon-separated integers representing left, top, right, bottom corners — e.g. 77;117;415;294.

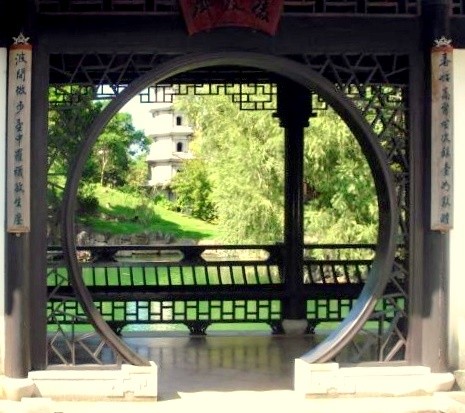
7;34;31;233
431;37;454;231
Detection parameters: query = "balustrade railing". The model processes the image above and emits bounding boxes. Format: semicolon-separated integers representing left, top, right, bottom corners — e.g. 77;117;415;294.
47;243;395;336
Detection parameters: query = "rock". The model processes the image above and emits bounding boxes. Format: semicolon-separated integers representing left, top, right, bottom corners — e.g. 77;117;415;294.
175;239;197;246
94;233;106;243
107;234;121;245
76;230;89;246
132;233;149;245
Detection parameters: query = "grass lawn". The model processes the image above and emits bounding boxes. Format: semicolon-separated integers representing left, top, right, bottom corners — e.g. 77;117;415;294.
79;185;219;241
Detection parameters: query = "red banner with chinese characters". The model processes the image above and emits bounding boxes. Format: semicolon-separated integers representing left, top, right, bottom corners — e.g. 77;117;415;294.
179;0;284;36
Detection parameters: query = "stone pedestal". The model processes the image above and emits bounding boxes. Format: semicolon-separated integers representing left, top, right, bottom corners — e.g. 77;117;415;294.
450;49;465;371
0;48;7;376
27;362;157;401
0;377;36;401
294;360;455;397
282;319;309;335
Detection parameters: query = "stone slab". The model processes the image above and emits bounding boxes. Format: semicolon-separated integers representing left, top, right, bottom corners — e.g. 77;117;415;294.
0;377;36;401
27;362;157;401
435;391;465;413
0;390;449;413
19;397;53;413
295;359;455;397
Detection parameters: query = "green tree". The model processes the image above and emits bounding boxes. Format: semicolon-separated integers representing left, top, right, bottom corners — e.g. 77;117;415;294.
47;87;103;242
171;158;216;222
175;89;284;244
303;108;378;246
92;112;148;187
48;87;101;178
174;88;377;247
48;90;148;187
47;88;148;242
125;153;150;193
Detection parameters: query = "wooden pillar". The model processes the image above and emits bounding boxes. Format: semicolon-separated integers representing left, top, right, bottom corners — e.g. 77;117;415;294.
0;47;7;375
3;0;39;378
449;49;465;371
5;236;31;378
276;80;313;321
29;41;49;371
419;0;451;372
4;38;33;378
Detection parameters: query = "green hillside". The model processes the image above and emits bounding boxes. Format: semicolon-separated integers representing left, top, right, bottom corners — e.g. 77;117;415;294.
79;185;219;241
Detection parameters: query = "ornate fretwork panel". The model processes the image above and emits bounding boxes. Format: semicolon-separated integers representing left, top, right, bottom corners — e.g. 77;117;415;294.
138;83;330;112
49;53;178;104
284;0;418;13
36;0;178;13
300;54;409;87
140;83;278;111
452;0;465;14
300;53;409;361
46;264;120;365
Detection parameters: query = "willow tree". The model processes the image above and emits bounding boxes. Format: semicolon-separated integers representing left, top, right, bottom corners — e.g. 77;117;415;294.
303;108;378;246
174;88;377;246
175;88;284;244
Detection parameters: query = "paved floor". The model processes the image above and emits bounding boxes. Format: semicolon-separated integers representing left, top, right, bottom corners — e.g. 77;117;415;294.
0;392;446;413
1;331;461;412
123;331;318;399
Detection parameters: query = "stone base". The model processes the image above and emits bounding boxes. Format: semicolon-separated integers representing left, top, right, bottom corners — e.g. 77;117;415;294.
282;319;308;335
0;377;36;401
294;360;455;397
27;362;157;401
18;397;53;413
455;370;465;390
435;391;465;413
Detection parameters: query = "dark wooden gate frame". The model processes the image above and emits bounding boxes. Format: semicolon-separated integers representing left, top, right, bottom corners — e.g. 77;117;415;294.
2;0;459;376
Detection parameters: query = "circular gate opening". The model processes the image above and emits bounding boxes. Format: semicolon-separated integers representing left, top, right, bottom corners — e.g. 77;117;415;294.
61;52;397;365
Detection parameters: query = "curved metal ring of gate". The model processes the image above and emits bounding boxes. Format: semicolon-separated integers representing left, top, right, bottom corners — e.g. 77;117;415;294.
62;52;397;366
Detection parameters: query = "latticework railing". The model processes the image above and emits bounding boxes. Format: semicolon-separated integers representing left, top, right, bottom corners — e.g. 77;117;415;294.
47;244;405;365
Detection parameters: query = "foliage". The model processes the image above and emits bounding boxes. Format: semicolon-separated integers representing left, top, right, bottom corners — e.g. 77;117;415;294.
151;191;177;210
91;112;149;187
174;89;284;244
47;86;378;247
47;87;149;241
170;158;217;222
77;183;100;216
47;87;102;177
174;88;377;246
124;153;150;193
303;108;378;246
48;88;148;185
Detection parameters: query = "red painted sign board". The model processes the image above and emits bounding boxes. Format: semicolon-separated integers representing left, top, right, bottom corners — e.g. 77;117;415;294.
179;1;284;36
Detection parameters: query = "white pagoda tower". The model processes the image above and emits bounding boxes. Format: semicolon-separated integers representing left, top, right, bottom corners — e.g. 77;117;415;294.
145;99;193;197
